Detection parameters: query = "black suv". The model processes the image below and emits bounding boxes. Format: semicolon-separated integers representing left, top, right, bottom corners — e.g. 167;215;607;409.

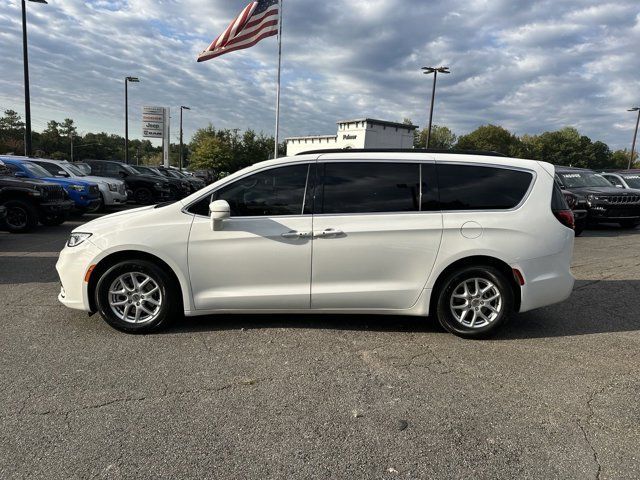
0;161;74;233
130;165;191;199
157;166;206;193
555;166;640;229
85;160;171;205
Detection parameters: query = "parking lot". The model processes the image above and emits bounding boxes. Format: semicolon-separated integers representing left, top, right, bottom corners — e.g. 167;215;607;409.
1;216;639;479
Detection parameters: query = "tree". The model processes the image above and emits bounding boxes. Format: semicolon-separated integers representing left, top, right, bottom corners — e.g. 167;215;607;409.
456;124;521;156
0;109;25;154
414;125;457;149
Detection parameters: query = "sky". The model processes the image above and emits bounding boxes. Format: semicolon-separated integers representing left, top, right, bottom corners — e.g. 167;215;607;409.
0;0;639;149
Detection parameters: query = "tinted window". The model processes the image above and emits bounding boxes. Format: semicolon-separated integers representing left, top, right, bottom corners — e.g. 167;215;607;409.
437;164;533;210
551;184;569;210
32;161;59;176
318;162;420;214
212;164;309;216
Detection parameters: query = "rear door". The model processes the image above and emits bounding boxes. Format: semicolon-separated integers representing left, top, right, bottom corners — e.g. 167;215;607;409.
311;159;443;310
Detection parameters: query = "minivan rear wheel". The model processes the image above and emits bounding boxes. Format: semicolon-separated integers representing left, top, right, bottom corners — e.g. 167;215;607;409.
95;259;178;333
436;266;513;338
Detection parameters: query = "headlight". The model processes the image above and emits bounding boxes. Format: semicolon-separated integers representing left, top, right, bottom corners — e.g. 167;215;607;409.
108;183;118;192
68;184;86;192
67;232;92;247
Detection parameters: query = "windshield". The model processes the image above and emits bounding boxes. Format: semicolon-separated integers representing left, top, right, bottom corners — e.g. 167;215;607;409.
122;164;140;175
65;163;86;176
132;166;157;176
76;163;91;174
165;170;182;179
621;175;640;189
23;162;53;178
558;172;613;188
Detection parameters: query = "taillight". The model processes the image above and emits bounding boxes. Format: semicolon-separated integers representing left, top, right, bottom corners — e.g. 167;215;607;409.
553;209;575;230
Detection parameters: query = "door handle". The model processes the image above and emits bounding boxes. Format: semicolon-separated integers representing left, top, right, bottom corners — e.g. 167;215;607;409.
281;230;311;239
315;228;344;238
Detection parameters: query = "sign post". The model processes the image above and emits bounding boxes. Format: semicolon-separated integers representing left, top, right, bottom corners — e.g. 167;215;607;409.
143;106;170;167
163;108;170;167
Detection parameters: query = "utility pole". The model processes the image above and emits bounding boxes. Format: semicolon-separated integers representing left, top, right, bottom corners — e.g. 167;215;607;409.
21;0;48;156
421;66;450;149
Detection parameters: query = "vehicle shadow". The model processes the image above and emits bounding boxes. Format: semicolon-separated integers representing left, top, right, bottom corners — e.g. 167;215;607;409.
165;280;640;339
580;224;640;238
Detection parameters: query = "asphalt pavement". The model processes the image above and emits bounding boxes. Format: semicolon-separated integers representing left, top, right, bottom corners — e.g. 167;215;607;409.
1;215;639;479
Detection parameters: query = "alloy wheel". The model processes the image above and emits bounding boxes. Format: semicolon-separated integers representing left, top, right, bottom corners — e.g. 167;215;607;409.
449;277;502;328
108;272;163;324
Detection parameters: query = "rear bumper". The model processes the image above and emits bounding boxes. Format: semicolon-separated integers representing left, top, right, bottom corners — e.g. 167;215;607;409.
514;237;575;313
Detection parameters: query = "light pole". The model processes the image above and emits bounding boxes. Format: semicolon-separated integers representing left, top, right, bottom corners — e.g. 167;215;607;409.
422;66;450;149
629;107;640;170
124;76;139;164
179;106;190;172
21;0;48;157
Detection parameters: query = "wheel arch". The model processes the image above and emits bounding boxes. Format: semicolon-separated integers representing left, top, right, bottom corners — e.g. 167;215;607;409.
88;250;187;314
428;255;521;316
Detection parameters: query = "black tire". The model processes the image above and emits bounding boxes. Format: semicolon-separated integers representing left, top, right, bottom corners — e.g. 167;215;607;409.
95;259;180;334
85;194;104;214
436;266;514;339
619;220;639;229
134;187;154;205
574;219;586;236
2;199;38;233
40;213;68;226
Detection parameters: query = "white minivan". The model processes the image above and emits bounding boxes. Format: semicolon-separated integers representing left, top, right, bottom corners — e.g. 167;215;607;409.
56;151;575;338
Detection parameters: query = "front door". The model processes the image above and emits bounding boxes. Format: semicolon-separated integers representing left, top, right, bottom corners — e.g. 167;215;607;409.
188;163;314;311
311;160;443;310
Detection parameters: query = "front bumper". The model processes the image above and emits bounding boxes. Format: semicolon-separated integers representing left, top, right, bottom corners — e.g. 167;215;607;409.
56;239;103;311
102;189;128;206
587;204;640;221
38;199;74;215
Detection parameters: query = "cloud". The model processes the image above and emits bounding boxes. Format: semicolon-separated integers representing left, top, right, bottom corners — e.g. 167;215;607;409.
0;0;638;150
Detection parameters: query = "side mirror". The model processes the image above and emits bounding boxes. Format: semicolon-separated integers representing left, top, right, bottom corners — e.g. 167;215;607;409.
14;171;27;178
210;200;230;231
615;184;623;189
57;170;69;177
119;171;127;178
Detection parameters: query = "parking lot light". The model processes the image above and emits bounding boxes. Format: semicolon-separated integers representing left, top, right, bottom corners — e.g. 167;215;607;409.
124;76;140;165
422;66;450;149
629;107;640;170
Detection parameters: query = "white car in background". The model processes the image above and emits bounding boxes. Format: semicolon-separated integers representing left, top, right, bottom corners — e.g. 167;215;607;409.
56;150;575;338
29;158;127;212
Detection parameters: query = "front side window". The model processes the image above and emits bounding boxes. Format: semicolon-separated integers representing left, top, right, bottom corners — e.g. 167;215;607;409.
211;164;310;217
437;164;533;210
31;161;60;176
317;162;421;214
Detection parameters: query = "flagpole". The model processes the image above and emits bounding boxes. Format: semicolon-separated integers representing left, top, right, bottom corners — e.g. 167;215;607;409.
274;0;283;159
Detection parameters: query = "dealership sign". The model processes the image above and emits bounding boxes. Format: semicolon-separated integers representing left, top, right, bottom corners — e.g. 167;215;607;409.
142;106;165;138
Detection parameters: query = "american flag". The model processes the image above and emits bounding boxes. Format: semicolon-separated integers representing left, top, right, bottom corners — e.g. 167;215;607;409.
197;0;280;62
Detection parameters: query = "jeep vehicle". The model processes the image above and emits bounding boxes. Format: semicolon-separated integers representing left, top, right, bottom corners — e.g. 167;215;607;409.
555;166;640;229
562;190;587;236
85;160;171;205
57;150;575;338
129;165;191;199
0;160;74;233
160;166;207;193
29;159;127;212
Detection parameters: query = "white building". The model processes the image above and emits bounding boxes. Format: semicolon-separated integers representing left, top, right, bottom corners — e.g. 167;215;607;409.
286;118;418;156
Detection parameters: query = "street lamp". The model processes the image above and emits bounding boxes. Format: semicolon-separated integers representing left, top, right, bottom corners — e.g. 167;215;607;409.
179;106;191;172
124;76;139;164
629;107;640;170
21;0;48;157
422;66;450;149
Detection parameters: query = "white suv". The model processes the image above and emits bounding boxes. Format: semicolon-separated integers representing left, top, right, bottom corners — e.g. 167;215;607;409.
56;151;575;338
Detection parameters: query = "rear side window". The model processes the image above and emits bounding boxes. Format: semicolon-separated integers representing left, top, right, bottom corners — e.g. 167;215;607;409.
551;184;569;210
317;162;421;214
437;164;533;210
32;161;59;176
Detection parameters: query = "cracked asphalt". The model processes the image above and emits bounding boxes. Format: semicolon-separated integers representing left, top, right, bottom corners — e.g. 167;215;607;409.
1;216;639;479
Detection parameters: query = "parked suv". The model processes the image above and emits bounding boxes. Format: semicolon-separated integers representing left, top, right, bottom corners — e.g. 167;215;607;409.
555;166;640;229
0;156;100;214
561;190;587;236
0;159;73;232
85;160;171;205
57;151;575;338
130;165;191;199
600;171;640;191
162;167;207;193
28;158;127;212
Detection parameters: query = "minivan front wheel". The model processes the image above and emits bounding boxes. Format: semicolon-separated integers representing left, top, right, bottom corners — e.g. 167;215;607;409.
436;266;513;338
95;259;178;333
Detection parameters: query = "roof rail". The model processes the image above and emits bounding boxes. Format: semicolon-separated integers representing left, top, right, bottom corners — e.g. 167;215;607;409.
296;148;508;157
